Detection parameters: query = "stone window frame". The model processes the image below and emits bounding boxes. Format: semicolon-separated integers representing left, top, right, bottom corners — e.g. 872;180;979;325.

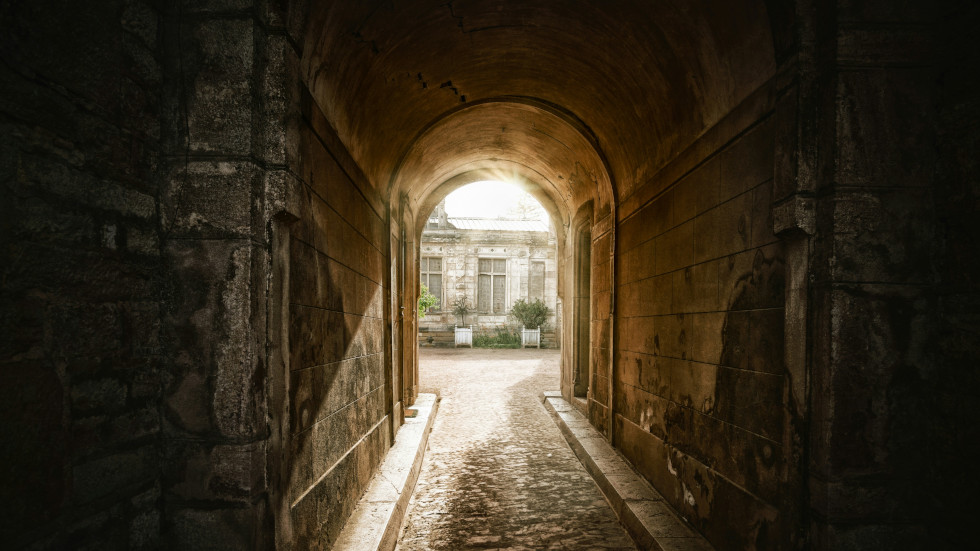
420;257;443;312
528;259;546;302
478;257;508;314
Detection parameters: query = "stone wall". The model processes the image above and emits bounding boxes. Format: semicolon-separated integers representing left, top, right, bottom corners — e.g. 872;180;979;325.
587;220;614;438
153;1;310;547
798;3;972;547
285;89;390;548
0;1;166;548
613;106;786;549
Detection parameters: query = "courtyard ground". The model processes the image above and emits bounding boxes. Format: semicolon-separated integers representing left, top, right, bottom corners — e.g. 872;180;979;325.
396;348;636;550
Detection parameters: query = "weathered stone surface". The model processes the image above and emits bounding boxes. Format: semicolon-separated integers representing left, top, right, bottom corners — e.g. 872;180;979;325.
399;349;635;550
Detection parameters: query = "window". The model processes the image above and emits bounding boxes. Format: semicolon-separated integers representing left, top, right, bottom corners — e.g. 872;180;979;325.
421;257;442;311
529;261;545;301
478;258;506;313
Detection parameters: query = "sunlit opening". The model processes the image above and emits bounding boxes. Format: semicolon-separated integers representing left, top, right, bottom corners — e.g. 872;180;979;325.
443;180;548;223
418;180;559;351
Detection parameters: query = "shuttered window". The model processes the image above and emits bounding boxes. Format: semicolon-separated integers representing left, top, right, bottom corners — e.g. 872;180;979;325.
529;261;545;301
421;257;442;311
478;258;506;313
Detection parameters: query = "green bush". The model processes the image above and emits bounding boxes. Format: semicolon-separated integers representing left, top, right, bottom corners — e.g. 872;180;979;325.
418;283;439;318
510;298;549;329
473;327;521;348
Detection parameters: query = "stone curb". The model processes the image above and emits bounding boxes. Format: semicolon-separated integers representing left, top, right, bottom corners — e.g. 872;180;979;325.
541;392;714;551
333;393;440;551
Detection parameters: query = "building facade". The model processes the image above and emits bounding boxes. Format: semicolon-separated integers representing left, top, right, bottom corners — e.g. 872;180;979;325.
419;201;558;332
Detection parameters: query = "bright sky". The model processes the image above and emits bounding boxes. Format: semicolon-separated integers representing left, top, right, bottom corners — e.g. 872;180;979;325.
443;181;546;221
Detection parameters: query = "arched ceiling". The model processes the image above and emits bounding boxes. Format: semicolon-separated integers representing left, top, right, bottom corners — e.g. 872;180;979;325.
301;0;776;220
395;100;610;229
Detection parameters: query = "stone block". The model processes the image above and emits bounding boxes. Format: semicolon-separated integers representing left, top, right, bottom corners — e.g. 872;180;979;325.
593;349;609;383
170;507;254;550
618;193;672;251
310;195;384;283
637;273;673;317
293;419;388;547
812;285;932;477
811;521;929;551
592;290;612;320
289;432;314;504
668;446;780;550
71;377;128;416
71;406;159;460
749;180;776;248
616;349;668;397
835;69;935;189
671;260;721;314
747;308;785;375
623;237;657;283
311;387;386;478
128;507;160;550
667;359;718;414
184;18;255;155
613;415;680;505
830;189;934;284
654;313;692;360
288;305;344;369
313;354;384;424
0;361;68;536
73;445;156;505
289;368;314;434
618;315;655;353
694;192;752;263
715;117;775;204
672;161;719;225
54;302;122;360
161;161;255;239
614;381;669;439
588;398;609;436
655;220;694;275
304;134;386;252
712;365;785;441
164;442;263;504
718;243;784;311
665;404;782;505
690;312;725;365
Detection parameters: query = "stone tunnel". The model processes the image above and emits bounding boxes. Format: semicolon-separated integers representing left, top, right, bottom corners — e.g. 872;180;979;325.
1;0;977;549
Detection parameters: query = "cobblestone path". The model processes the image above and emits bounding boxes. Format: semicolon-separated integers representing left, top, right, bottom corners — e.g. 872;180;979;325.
396;348;636;550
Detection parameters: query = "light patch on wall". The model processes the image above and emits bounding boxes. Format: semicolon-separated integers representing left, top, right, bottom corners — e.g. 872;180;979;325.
683;484;697;507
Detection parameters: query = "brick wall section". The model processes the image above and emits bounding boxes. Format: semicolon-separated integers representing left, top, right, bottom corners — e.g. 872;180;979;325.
613;117;785;549
0;0;165;548
286;92;390;549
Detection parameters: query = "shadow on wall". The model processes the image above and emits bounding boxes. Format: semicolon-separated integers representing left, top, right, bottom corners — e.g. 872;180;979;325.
663;246;787;549
283;114;390;545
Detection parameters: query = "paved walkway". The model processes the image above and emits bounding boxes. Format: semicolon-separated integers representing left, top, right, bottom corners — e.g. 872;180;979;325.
396;348;636;550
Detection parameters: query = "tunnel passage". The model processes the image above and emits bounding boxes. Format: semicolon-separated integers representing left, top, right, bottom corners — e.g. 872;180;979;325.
294;1;793;548
1;0;972;550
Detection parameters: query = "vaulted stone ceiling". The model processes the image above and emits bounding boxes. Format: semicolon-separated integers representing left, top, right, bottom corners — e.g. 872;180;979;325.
302;0;778;223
